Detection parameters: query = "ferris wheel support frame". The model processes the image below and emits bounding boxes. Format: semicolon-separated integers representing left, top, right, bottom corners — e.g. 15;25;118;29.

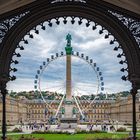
34;51;105;118
55;94;65;117
73;96;85;118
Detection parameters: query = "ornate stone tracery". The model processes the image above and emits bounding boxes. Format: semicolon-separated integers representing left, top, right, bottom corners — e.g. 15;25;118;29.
0;0;139;86
109;11;140;47
0;11;29;44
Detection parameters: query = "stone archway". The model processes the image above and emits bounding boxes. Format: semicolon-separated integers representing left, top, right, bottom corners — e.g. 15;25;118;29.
0;1;140;140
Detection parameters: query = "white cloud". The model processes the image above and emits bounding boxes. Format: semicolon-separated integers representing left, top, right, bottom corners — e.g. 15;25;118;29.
77;36;109;50
104;81;131;94
7;18;131;94
7;78;34;92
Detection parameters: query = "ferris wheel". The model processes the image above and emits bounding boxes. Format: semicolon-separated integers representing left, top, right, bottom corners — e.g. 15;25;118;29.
34;50;105;119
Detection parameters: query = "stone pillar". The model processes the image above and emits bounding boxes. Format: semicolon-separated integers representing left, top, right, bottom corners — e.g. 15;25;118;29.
0;82;7;140
66;54;72;100
131;88;137;140
64;34;73;118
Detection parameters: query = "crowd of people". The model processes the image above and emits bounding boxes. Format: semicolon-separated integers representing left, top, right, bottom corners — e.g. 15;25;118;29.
19;123;50;131
17;122;117;132
87;124;116;132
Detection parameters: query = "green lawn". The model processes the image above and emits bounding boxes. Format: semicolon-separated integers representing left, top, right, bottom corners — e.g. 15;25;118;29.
1;133;140;140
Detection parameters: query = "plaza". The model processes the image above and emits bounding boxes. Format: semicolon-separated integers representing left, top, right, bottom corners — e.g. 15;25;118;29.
1;93;140;132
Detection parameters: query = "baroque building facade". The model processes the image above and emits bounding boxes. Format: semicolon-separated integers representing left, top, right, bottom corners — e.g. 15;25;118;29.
110;95;140;124
0;96;27;125
0;94;140;125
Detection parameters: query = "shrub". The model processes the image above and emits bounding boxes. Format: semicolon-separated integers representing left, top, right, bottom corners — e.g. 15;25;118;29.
19;135;29;140
18;135;45;140
89;130;106;134
76;130;87;134
31;131;45;134
76;129;106;134
12;127;22;132
31;130;70;134
31;129;107;135
117;127;126;132
6;138;13;140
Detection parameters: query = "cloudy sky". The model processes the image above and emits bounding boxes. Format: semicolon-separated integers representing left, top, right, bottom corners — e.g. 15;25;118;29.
7;17;131;95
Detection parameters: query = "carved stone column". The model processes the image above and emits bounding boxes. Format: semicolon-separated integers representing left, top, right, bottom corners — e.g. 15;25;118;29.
0;82;7;140
130;82;138;140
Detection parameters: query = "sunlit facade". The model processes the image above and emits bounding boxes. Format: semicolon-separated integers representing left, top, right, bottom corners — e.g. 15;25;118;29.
110;95;140;124
0;95;140;125
0;96;27;125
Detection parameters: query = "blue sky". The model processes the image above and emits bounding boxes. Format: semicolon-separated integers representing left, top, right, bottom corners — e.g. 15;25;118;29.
7;18;131;95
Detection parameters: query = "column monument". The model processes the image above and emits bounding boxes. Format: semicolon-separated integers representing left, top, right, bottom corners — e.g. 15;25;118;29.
60;34;77;128
65;33;73;118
